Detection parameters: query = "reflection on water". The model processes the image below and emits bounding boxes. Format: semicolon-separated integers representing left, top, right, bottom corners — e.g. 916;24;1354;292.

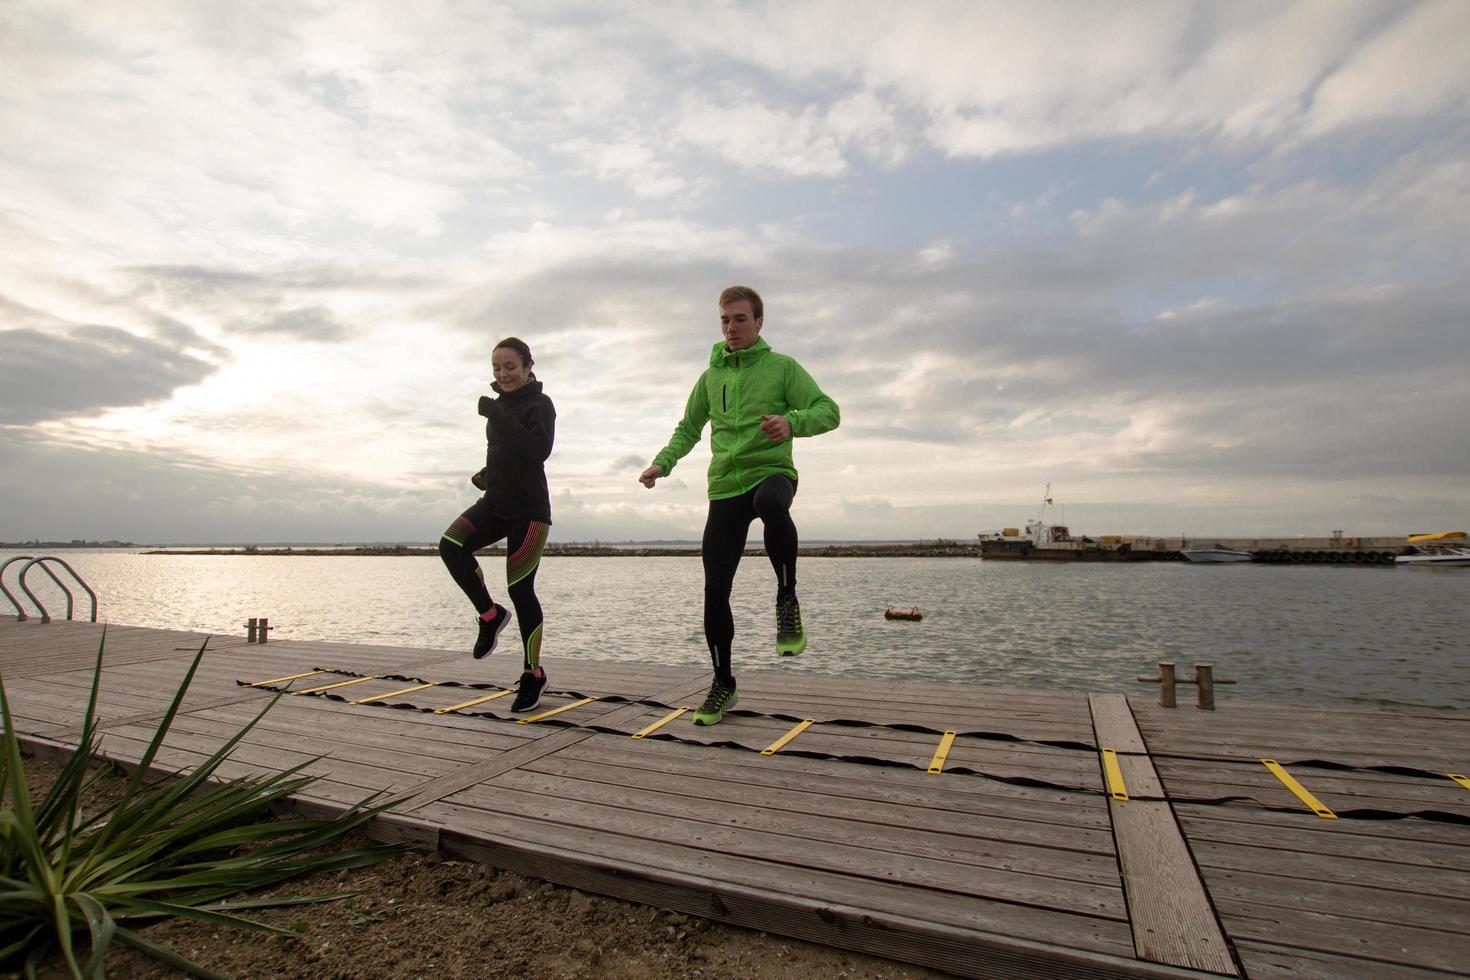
4;551;1467;709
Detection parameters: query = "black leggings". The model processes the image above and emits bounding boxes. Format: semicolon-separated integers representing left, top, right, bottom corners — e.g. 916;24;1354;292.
702;475;797;684
439;498;549;670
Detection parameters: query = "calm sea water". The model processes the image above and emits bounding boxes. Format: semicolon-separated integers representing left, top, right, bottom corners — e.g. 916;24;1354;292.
4;550;1467;709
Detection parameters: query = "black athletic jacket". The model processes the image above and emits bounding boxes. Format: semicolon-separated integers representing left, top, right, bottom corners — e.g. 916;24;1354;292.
476;378;555;524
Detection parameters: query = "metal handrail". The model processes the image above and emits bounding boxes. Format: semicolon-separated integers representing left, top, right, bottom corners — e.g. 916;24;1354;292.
0;555;34;620
9;556;99;624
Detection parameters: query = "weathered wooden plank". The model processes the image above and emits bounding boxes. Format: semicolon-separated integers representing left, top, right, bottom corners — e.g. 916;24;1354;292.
388;674;716;812
1150;735;1469;769
1155;756;1470;796
154;711;518;775
1233;939;1454;980
1176;803;1470;850
1137;723;1470;773
1157;769;1470;816
431;818;1208;980
93;723;439;797
733;686;1096;721
425;799;1137;959
1089;693;1237;975
1177;813;1470;869
1200;863;1470;932
46;690;275;739
584;730;1112;815
1208;898;1464;974
0;682;169;721
555;737;1117;836
659;721;1103;780
1188;838;1470;899
188;696;535;751
448;776;1126;918
511;759;1123;883
617;733;1108;810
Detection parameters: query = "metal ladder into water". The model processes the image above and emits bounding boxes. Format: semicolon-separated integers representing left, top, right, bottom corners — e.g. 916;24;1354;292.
0;555;98;623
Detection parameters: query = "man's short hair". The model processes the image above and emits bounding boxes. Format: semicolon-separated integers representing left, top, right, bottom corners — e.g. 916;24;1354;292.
719;285;763;321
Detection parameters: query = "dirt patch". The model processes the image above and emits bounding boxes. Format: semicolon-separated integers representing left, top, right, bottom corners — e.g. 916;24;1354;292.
8;751;957;979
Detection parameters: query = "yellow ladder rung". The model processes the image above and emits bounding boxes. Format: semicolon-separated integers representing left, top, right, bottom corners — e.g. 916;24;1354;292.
761;719;815;756
1262;758;1336;819
248;669;326;687
351;682;437;705
1101;748;1129;801
927;731;957;775
518;696;598;725
294;675;378;695
1448;773;1470;793
435;690;513;714
631;707;689;738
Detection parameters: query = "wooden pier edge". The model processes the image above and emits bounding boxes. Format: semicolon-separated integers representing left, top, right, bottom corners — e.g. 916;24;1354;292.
1089;694;1238;976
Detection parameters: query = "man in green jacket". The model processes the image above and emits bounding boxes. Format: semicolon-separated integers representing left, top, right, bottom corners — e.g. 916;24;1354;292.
640;285;841;725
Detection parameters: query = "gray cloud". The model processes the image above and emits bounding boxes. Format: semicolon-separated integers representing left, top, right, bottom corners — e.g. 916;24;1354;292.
0;324;216;424
439;256;731;343
0;292;68;329
0;428;457;545
241;306;348;341
123;264;433;344
127;264;433;298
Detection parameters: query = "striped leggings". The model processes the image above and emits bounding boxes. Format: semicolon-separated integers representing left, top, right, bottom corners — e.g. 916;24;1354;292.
440;499;549;670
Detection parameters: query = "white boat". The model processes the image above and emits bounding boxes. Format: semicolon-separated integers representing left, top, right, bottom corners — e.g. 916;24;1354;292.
1396;531;1470;567
1181;547;1254;563
1396;547;1470;567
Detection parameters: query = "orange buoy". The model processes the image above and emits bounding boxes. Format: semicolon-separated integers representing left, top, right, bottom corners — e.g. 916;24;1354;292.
884;607;922;621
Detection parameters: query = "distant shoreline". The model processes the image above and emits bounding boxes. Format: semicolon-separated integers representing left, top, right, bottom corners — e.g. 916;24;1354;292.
143;542;983;558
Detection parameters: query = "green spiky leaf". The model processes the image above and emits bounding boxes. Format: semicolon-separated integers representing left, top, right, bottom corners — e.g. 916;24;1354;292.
0;630;402;976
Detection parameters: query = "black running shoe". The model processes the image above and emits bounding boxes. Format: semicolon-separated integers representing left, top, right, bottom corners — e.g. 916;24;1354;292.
472;604;511;660
692;678;738;726
776;595;805;657
512;668;547;713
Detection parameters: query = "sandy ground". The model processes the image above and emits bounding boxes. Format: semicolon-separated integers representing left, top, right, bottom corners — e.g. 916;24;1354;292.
9;751;959;979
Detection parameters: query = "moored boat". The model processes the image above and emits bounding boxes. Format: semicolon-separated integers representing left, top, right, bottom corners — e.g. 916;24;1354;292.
977;484;1173;561
1396;531;1470;568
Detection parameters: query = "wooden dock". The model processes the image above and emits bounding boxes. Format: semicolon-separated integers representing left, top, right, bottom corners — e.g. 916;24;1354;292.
2;617;1467;978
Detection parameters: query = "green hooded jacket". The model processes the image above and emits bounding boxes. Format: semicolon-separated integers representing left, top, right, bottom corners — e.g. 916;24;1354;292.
652;337;840;500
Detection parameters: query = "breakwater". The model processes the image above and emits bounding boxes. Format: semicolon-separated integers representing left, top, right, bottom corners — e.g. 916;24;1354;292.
145;536;1412;563
145;541;986;558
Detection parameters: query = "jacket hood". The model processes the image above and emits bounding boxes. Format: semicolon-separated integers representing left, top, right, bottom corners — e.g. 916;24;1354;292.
709;336;771;367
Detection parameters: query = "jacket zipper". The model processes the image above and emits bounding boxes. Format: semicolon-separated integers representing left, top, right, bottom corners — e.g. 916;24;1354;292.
731;354;743;490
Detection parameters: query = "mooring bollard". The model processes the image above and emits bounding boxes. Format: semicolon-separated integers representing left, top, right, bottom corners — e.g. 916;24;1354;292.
1138;661;1236;709
246;617;258;643
1158;662;1179;708
1190;663;1238;709
258;617;271;644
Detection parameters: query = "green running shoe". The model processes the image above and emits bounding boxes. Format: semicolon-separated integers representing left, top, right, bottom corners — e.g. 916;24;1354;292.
776;595;806;657
692;679;738;726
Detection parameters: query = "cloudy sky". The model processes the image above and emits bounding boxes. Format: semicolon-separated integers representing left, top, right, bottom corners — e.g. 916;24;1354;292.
2;1;1467;544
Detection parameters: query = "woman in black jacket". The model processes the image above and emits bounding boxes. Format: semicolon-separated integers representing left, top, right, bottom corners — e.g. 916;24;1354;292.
439;336;555;712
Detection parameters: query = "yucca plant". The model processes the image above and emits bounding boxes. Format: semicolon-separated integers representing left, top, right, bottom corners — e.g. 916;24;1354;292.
0;630;401;978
